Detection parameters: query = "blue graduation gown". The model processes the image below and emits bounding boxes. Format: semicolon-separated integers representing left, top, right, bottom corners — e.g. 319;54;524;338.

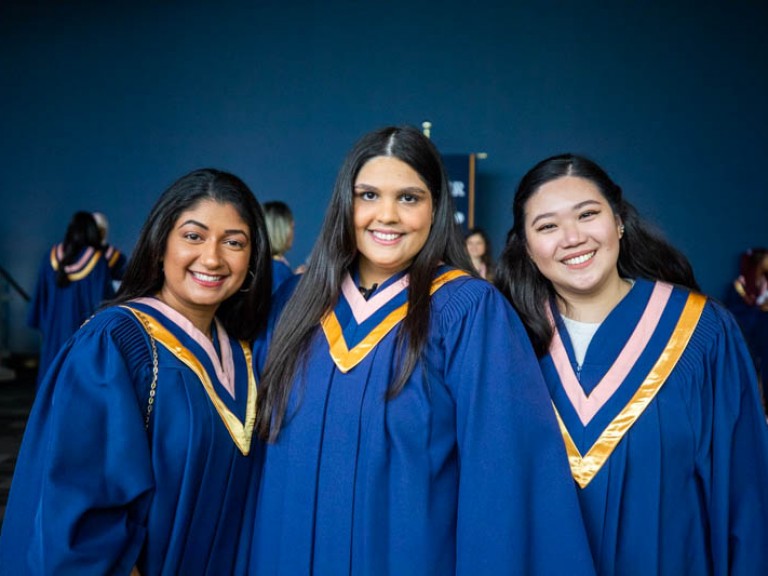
270;258;293;293
27;244;115;387
103;243;128;280
542;278;768;575
0;299;262;575
251;268;595;575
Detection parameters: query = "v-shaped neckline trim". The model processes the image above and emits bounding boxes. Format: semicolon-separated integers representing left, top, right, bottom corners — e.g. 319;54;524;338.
322;269;467;373
548;288;707;488
340;272;410;324
123;305;257;455
133;297;237;399
549;282;672;425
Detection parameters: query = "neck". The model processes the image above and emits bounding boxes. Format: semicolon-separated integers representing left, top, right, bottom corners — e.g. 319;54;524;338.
154;292;216;340
557;277;632;323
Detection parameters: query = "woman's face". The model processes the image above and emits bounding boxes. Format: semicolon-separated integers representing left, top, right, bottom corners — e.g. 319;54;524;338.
524;176;623;303
465;233;487;259
353;156;433;286
158;199;252;330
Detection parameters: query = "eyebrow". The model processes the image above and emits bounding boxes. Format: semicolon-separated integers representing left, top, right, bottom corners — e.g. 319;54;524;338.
354;184;428;195
529;199;603;226
178;219;249;236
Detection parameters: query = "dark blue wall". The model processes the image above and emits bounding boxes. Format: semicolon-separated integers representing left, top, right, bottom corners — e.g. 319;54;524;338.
2;1;767;353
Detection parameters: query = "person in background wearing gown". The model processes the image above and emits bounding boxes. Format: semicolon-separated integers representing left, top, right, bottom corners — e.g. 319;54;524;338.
93;211;128;282
495;153;768;575
250;126;596;575
724;247;768;411
27;210;114;389
464;227;494;281
0;169;272;575
263;200;296;292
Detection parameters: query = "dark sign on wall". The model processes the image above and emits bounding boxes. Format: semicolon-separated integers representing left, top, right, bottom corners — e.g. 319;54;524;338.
442;153;476;234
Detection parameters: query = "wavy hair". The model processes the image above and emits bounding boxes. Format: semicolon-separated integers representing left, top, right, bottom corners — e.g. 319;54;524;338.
256;125;473;441
495;153;699;357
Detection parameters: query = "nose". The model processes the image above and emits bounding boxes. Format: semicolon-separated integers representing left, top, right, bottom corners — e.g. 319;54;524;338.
560;221;585;247
376;197;399;224
200;241;224;268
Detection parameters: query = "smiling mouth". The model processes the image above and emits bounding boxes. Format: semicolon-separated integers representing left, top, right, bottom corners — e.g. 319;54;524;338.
371;231;402;242
562;251;595;266
191;271;225;283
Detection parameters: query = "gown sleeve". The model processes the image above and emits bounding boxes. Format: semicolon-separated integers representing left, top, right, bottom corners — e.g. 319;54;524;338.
0;310;155;575
704;303;768;575
440;281;595;575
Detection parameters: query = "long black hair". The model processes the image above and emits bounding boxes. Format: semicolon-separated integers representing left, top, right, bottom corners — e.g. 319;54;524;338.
111;168;272;340
56;211;103;287
256;125;473;441
495;153;699;357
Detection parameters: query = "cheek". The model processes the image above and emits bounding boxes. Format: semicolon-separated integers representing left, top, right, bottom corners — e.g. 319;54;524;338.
525;237;550;266
352;204;369;230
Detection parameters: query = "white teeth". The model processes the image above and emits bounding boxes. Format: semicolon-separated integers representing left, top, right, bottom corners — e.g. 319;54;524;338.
563;252;595;265
192;272;222;282
372;231;400;241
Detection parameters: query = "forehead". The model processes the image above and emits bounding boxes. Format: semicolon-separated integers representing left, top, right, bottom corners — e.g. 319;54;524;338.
355;155;427;188
526;176;606;215
175;199;248;225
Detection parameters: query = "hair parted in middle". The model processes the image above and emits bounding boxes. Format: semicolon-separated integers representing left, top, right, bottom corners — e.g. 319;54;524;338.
111;168;272;341
495;153;699;357
256;125;474;441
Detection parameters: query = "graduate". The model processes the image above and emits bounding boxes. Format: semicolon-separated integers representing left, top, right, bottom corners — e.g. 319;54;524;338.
250;126;595;575
0;169;272;575
263;200;296;292
464;227;495;281
27;211;115;388
495;153;768;575
93;211;129;282
724;247;768;409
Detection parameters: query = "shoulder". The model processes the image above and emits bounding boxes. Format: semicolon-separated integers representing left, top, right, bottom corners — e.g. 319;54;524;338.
663;282;742;352
78;305;152;359
431;269;512;322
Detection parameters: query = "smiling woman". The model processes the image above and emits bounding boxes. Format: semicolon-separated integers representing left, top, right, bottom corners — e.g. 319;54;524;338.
496;153;768;575
0;169;272;575
352;155;433;287
250;126;596;575
157;200;253;338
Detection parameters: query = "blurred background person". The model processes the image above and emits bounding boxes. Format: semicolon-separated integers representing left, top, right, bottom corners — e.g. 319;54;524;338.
93;211;128;284
263;200;298;292
725;247;768;410
464;227;494;281
27;211;114;389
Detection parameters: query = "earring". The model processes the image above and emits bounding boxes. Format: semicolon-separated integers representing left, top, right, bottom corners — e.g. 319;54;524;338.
619;224;625;238
239;270;256;293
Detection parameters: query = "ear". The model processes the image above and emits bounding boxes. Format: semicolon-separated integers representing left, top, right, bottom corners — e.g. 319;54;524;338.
616;216;625;239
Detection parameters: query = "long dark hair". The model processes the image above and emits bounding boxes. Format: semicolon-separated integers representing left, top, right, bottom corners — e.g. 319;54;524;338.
256;125;472;441
495;153;699;357
111;168;272;340
56;211;103;287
